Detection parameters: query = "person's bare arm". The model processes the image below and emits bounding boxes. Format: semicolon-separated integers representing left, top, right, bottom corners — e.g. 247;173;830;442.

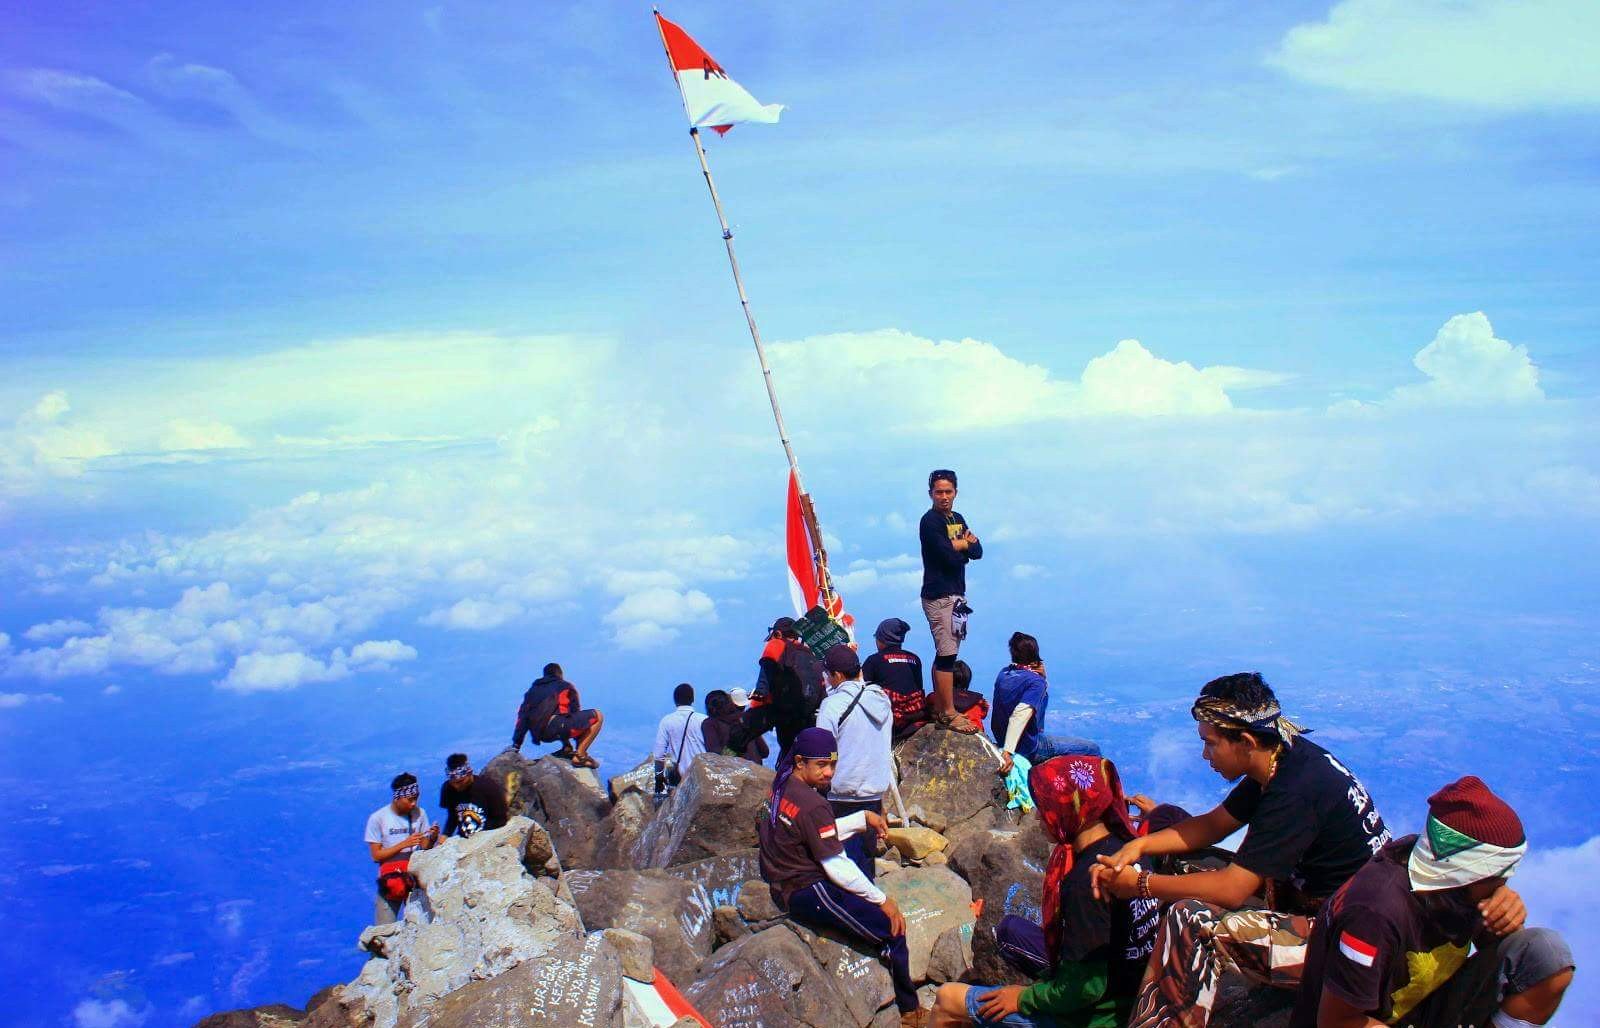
1316;989;1385;1028
1090;804;1241;899
1100;861;1265;909
368;834;423;863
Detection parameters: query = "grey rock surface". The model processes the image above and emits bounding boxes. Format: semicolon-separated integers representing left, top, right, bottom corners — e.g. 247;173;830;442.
894;730;1006;836
684;926;855;1028
401;933;626;1028
657;848;761;909
600;927;656;982
878;865;975;983
785;921;896;1027
632;754;774;869
483;750;612;871
564;869;714;986
927;922;974;984
945;824;1050;985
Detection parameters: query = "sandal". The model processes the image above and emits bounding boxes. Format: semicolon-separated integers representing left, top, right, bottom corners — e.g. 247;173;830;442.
571;754;600;769
933;710;982;735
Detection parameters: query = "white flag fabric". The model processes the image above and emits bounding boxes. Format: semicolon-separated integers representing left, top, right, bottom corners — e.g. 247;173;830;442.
656;12;783;135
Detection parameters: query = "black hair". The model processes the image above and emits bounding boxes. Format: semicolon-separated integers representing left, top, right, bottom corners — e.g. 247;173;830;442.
952;659;972;692
390;772;418;791
446;753;469;771
673;682;695;706
928;469;958;491
1008;631;1041;666
1198;672;1279;746
542;661;563;678
704;689;729;715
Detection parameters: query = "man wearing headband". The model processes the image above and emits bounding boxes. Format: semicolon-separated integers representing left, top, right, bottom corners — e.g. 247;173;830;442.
438;753;508;839
1292;777;1573;1028
920;469;983;734
364;772;437;924
758;727;926;1026
1091;673;1390;1028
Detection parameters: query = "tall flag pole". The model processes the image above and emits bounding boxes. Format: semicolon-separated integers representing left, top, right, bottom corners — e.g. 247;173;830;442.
652;10;850;629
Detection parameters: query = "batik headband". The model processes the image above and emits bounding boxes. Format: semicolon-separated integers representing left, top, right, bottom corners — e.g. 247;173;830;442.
1407;814;1527;892
447;764;474;780
1191;695;1306;746
393;783;420;800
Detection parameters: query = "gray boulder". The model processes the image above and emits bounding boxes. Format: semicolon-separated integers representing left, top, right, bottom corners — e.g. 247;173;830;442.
927;923;974;984
564;869;714;986
657;849;761;910
600;927;656;982
401;933;626;1028
878;866;975;983
945;823;1050;985
684;926;856;1028
632;754;774;869
195;1006;304;1027
335;817;584;1028
785;921;896;1027
483;750;612;871
894;729;1007;835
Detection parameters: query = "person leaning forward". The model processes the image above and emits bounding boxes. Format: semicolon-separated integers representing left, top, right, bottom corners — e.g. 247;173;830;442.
759;727;927;1027
920;469;982;734
509;661;603;768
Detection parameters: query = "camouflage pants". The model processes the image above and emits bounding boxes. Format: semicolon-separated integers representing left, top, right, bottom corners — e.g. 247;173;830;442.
1128;900;1312;1028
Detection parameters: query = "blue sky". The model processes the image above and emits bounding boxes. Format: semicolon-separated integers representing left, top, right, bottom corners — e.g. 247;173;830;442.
2;2;1599;1025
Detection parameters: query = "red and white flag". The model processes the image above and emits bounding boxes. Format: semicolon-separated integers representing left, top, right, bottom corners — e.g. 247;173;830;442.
785;470;853;633
655;12;783;135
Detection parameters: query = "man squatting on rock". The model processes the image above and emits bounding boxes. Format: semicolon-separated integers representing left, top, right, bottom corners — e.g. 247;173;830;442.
921;468;983;734
759;726;927;1027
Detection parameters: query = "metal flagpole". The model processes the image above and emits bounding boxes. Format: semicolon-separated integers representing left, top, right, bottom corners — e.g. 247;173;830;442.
652;11;837;603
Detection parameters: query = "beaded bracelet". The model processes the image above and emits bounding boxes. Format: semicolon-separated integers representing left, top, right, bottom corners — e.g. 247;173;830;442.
1137;870;1153;901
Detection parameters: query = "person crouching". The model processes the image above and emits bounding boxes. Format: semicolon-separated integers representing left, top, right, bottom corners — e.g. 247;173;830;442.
759;727;927;1027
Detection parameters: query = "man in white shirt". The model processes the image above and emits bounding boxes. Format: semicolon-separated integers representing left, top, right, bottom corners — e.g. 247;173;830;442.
814;643;894;880
652;682;706;797
363;772;437;924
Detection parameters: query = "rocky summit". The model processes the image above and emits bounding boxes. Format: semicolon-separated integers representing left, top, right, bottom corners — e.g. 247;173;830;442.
199;735;1291;1028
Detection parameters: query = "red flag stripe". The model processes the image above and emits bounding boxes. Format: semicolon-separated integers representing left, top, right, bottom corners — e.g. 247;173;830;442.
656;12;728;75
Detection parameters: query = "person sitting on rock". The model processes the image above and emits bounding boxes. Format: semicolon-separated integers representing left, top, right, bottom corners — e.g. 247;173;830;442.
652;682;706;796
702;688;769;764
510;661;603;768
759;726;926;1027
364;772;438;924
863;616;931;741
1091;672;1391;1028
991;632;1101;775
747;616;826;756
931;755;1160;1028
437;753;508;839
951;659;990;731
815;643;895;881
1292;776;1573;1028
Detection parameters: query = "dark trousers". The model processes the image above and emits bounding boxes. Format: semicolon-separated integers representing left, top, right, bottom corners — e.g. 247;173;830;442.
829;798;883;881
787;880;918;1013
994;914;1052;978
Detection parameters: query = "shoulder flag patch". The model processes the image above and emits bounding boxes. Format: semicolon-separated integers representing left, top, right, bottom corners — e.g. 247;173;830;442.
1338;931;1377;968
817;823;837;840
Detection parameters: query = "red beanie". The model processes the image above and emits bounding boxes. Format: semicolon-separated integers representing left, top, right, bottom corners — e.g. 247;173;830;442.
1426;776;1524;848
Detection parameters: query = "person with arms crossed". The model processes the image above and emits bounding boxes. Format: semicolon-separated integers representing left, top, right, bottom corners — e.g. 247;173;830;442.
920;469;983;734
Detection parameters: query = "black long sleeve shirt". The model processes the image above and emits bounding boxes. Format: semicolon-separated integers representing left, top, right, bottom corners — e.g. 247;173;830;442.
920;507;982;599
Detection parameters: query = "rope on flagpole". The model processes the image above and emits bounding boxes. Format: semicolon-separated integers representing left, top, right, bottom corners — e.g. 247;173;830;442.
652;11;838;605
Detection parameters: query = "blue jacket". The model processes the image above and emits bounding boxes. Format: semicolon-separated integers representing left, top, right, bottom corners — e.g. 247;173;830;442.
990;664;1049;760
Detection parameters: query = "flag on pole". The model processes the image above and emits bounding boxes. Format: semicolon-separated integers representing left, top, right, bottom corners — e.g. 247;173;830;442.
655;11;784;135
785;469;820;616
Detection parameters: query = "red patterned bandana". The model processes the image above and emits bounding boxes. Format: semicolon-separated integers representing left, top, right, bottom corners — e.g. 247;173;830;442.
1028;755;1136;970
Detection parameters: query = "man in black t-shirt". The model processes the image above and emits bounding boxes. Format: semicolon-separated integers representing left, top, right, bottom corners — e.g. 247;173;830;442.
438;753;508;838
1091;673;1390;1028
919;469;983;734
1292;777;1572;1028
861;617;929;741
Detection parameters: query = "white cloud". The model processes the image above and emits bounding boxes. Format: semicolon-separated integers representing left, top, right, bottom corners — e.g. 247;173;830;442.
1010;563;1047;580
102;684;122;695
1389;312;1543;407
348;639;418;667
835;554;923;593
420;597;522;631
71;998;149;1028
610;620;680;650
23;618;93;642
0;691;64;708
158;418;249;452
220;650;344;693
1270;0;1600;110
1512;834;1598;1016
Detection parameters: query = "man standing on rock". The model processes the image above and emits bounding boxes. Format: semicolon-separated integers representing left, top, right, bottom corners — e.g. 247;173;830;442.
365;772;438;925
437;753;508;838
652;682;705;797
921;469;982;734
815;643;895;880
759;727;927;1026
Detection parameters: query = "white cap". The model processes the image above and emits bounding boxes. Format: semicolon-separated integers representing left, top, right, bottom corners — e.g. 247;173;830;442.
729;688;749;707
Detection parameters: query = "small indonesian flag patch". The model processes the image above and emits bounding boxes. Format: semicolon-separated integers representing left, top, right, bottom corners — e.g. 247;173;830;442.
1338;931;1377;968
818;823;837;840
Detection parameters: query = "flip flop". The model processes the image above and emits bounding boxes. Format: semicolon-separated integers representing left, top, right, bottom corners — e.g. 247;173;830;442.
933;710;982;735
571;754;600;769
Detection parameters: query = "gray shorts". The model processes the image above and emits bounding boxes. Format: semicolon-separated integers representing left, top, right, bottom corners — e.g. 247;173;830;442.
922;595;963;658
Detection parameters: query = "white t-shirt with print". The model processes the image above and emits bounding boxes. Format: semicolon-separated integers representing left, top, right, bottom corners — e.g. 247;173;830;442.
364;803;431;857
